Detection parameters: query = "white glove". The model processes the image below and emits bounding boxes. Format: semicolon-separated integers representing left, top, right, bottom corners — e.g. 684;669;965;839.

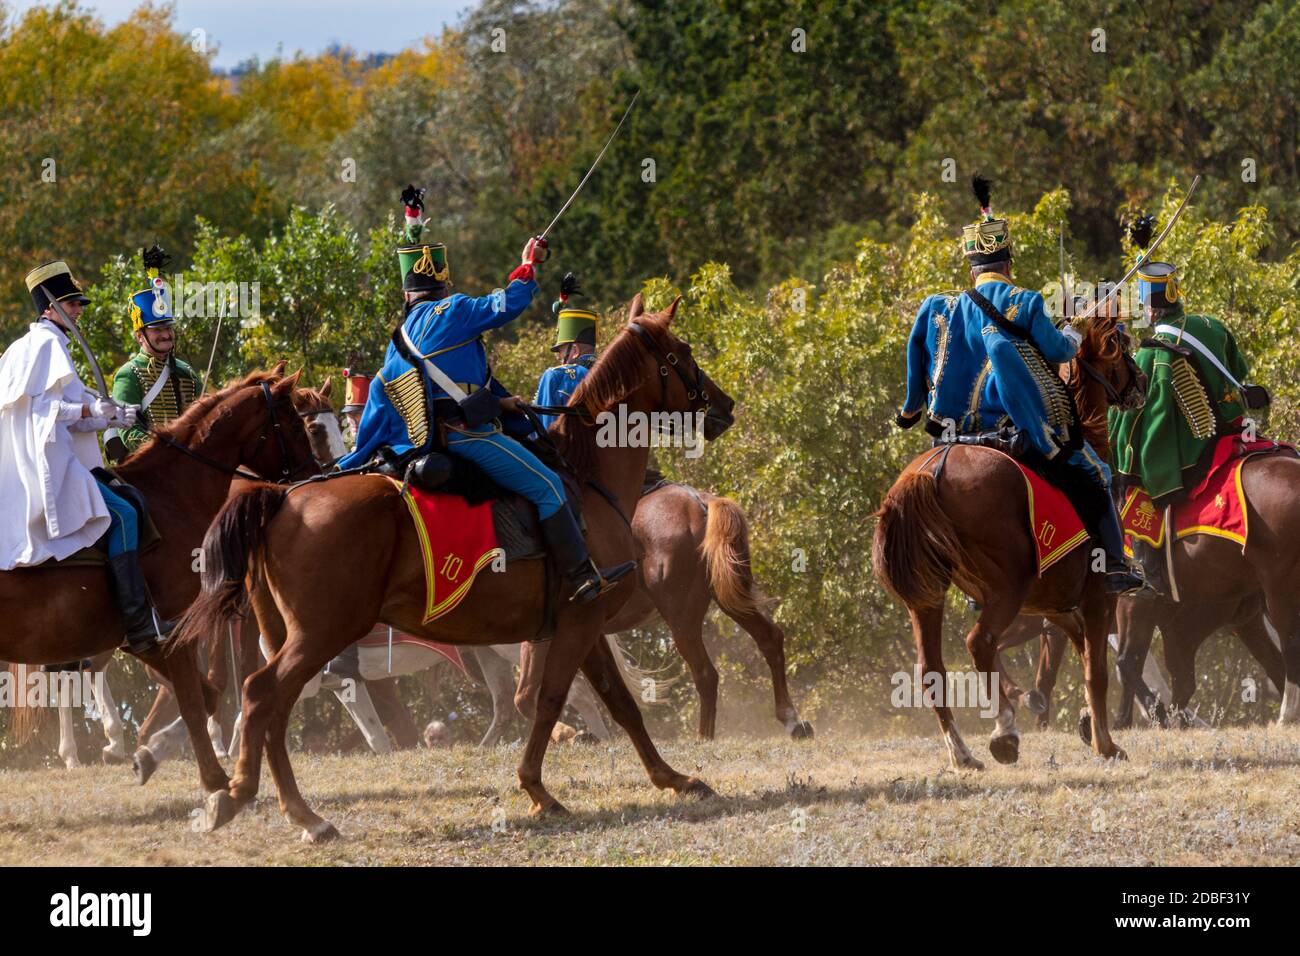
117;404;140;428
89;397;120;420
1061;325;1083;349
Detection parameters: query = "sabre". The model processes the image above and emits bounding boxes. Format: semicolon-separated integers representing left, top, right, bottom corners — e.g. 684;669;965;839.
1076;174;1202;321
1058;220;1068;320
44;290;129;461
43;290;111;400
537;89;640;243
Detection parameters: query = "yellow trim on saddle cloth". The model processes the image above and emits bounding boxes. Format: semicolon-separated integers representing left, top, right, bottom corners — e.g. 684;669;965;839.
388;477;505;624
1120;486;1165;549
1174;459;1249;549
1020;471;1090;575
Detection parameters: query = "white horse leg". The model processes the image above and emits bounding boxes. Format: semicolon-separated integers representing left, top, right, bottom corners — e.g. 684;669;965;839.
144;715;189;763
566;675;611;741
207;715;227;759
57;696;81;769
90;672;128;764
334;683;392;755
227;711;243;758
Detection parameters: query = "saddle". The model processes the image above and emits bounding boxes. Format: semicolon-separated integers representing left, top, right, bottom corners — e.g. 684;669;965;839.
46;470;161;568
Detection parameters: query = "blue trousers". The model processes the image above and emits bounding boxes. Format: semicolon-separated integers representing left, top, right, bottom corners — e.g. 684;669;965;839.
444;423;567;520
96;481;138;557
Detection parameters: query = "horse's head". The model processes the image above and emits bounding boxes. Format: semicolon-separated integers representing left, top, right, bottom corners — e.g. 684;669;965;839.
1073;312;1145;412
625;293;736;441
234;366;321;482
298;376;348;467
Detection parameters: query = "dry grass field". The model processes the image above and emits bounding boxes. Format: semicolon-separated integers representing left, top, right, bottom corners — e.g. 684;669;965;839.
2;726;1298;866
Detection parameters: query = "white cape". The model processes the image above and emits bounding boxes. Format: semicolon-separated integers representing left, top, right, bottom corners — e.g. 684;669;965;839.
0;320;108;569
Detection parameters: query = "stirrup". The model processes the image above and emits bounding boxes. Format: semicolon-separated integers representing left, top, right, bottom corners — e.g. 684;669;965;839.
122;609;173;654
569;560;636;605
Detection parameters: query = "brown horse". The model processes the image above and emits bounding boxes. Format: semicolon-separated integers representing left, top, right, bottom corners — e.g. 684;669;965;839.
125;379;344;777
873;311;1142;769
174;295;736;841
598;480;810;739
0;368;319;795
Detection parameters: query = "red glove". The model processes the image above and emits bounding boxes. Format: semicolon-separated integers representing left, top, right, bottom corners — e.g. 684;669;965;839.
508;236;548;283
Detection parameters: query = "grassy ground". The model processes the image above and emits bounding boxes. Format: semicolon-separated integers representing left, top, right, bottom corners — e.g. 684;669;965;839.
2;725;1298;866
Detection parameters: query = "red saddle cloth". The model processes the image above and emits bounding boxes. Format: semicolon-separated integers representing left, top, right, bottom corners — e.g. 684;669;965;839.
357;623;468;679
1121;435;1296;552
1005;455;1090;576
390;478;505;624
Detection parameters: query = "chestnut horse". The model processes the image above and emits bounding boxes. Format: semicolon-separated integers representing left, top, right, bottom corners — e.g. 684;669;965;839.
873;311;1143;769
596;480;810;739
174;295;736;841
0;369;319;795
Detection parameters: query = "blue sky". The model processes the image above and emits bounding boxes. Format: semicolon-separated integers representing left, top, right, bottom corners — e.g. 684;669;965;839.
7;0;469;67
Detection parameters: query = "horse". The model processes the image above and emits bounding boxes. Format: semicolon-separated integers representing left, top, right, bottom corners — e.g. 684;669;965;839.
1112;582;1290;729
0;368;319;796
873;309;1144;769
1000;596;1284;731
133;380;651;760
25;380;340;773
174;294;737;841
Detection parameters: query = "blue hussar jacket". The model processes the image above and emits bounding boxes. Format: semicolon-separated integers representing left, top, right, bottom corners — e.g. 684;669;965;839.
533;355;595;432
902;272;1080;458
339;278;539;468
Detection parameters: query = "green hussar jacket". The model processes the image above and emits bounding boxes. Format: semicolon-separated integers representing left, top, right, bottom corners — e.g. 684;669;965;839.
1109;309;1250;507
110;351;202;453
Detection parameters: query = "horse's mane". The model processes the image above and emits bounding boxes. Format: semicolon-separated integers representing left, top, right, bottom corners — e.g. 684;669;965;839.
119;369;284;468
553;311;672;479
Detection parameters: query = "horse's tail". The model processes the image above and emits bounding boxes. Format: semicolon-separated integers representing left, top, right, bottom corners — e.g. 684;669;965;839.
6;663;46;745
873;469;964;609
604;634;677;706
173;484;288;652
700;495;763;616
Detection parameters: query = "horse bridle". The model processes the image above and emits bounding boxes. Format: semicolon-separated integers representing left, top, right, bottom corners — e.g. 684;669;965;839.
146;381;315;483
1071;324;1144;410
627;321;712;414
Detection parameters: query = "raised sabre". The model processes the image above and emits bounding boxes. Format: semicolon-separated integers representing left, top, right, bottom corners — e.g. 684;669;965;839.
1076;174;1201;321
537;89;640;243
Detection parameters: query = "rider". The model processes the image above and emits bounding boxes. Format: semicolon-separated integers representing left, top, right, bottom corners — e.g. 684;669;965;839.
897;176;1142;594
0;262;171;650
534;272;598;432
339;365;373;444
1110;221;1264;593
108;246;202;461
338;185;634;605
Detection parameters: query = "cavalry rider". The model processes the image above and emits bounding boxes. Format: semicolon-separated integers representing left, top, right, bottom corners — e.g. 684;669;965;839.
108;246;202;461
338;185;634;605
1110;218;1264;593
339;364;373;443
897;176;1142;594
0;262;171;650
534;272;598;432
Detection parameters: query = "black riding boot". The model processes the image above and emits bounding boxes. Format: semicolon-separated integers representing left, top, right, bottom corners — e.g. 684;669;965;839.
107;552;173;653
324;642;362;683
1096;503;1145;595
1129;536;1170;598
540;504;636;605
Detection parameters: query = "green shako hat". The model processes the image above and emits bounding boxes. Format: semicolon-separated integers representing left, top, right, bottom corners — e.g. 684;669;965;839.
552;272;597;351
962;175;1012;265
396;184;450;293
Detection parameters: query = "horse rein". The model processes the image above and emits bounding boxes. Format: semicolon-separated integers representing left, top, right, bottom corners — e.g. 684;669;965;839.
142;381;315;484
1070;326;1143;410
